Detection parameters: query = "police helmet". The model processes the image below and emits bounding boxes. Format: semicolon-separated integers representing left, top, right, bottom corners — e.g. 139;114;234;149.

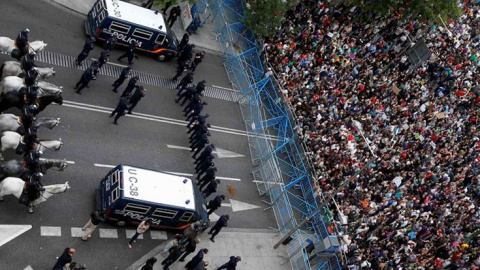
27;104;37;111
27;68;39;78
32;172;43;180
32;150;43;158
29;52;36;58
200;79;206;84
210;143;215;148
22;28;30;34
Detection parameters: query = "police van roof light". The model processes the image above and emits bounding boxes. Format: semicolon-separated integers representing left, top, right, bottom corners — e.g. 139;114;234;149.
183;179;188;183
185;199;190;205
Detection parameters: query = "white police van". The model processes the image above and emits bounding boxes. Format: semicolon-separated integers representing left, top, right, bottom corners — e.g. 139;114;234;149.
85;0;179;61
96;165;208;230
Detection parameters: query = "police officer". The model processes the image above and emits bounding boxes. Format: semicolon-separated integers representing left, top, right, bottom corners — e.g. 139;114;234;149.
178;33;189;54
217;256;241;270
172;59;190;82
127;85;146;114
178;44;195;65
74;65;96;94
76;37;96;66
195;79;206;95
183;93;203;114
21;105;36;131
190;51;205;72
175;86;196;106
187;113;209;132
95;50;110;76
185;100;206;122
110;96;130;125
23;84;40;106
161;245;185;270
24;68;39;87
112;65;132;92
190;132;209;153
194;151;214;170
206;194;225;217
193;143;214;162
117;40;138;65
24;150;43;174
166;5;180;28
121;76;139;98
24;127;39;153
198;166;217;189
104;36;117;52
176;71;194;93
195;159;213;177
189;123;210;145
21;52;36;72
27;172;45;213
178;237;199;262
207;214;228;242
15;28;30;59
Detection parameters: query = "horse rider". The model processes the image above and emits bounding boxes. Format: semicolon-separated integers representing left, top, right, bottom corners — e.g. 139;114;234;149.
26;172;45;213
112;65;132;93
24;68;39;87
23;84;40;106
24;150;43;174
76;37;96;66
23;127;39;153
15;28;30;59
104;35;117;52
21;52;37;72
22;104;38;124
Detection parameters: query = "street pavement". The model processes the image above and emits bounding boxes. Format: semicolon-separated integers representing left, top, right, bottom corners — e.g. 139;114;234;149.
0;0;288;269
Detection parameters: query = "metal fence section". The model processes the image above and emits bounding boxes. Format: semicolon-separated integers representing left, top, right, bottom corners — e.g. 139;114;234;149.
205;0;343;269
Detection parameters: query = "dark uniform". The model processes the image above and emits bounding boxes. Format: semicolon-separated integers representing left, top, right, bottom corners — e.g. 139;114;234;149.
189;123;210;144
187;113;209;132
190;133;209;153
176;72;194;93
110;97;130;124
104;36;117;52
161;245;184;270
167;6;180;28
193;143;214;162
122;76;139;98
22;104;38;128
27;172;45;213
194;153;214;173
178;237;197;262
176;87;196;106
195;80;206;95
22;84;40;106
185;249;207;270
161;0;173;14
74;66;95;94
172;60;190;81
202;178;219;198
14;29;29;59
178;44;194;66
95;50;110;76
208;214;229;242
24;69;39;87
198;166;216;189
206;195;225;216
217;256;241;270
185;101;206;122
178;33;189;53
24;150;42;173
196;161;214;180
76;37;95;65
183;93;203;114
128;86;146;114
21;52;36;72
23;127;39;153
112;66;132;92
190;51;205;72
117;41;137;65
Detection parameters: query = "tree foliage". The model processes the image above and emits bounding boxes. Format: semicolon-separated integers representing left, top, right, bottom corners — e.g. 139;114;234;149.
345;0;462;24
243;0;295;38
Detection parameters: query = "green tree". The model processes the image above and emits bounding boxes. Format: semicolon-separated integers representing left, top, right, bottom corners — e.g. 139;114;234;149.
243;0;295;38
345;0;461;23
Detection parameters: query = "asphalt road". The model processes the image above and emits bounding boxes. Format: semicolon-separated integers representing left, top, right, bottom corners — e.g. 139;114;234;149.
0;0;276;269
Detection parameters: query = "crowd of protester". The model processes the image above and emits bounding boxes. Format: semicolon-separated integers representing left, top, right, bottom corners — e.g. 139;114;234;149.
263;0;480;269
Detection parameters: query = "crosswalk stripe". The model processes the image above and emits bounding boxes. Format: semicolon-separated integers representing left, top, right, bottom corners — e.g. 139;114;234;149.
99;228;118;238
40;226;61;236
125;229;144;239
29;50;243;102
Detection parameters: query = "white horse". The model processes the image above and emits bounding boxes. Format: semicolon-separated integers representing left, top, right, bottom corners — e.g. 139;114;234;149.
0;76;62;95
0;37;47;55
0;114;60;134
0;131;63;159
0;177;69;209
1;61;55;79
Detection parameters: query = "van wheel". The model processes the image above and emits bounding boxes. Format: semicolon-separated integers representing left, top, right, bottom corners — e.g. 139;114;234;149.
116;221;126;227
155;54;166;62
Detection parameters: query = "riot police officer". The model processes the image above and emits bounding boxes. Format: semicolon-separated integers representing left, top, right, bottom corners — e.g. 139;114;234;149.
104;36;117;52
110;96;130;125
23;84;40;106
21;52;36;72
95;50;110;76
117;40;138;65
24;127;39;153
127;85;146;114
24;150;43;174
24;68;39;87
121;76;139;98
112;65;132;93
176;72;194;93
190;51;205;72
14;28;30;59
74;65;96;94
76;37;96;66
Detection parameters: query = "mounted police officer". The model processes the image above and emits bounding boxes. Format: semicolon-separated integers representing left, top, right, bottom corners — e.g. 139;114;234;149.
14;28;30;59
76;37;96;66
24;150;43;176
24;68;39;87
23;84;40;106
21;52;36;72
112;65;132;93
24;127;39;153
22;104;38;127
27;172;45;213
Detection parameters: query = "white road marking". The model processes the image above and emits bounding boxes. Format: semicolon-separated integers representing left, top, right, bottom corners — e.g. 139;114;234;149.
71;227;84;237
150;231;168;240
40;226;61;236
90;58;128;68
62;100;278;140
0;224;32;247
93;164;241;181
99;228;118;238
228;199;261;212
252;180;284;186
125;229;144;239
23;266;34;270
39;158;75;164
211;85;238;92
166;144;246;158
209;213;220;222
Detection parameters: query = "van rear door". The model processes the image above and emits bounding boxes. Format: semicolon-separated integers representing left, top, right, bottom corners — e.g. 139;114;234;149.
86;0;107;36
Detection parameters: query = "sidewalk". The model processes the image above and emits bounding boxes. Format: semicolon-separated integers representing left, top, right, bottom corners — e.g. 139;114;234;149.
126;228;291;270
48;0;222;54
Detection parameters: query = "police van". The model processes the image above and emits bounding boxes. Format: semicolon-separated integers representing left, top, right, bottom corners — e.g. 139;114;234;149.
96;165;208;230
85;0;179;61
